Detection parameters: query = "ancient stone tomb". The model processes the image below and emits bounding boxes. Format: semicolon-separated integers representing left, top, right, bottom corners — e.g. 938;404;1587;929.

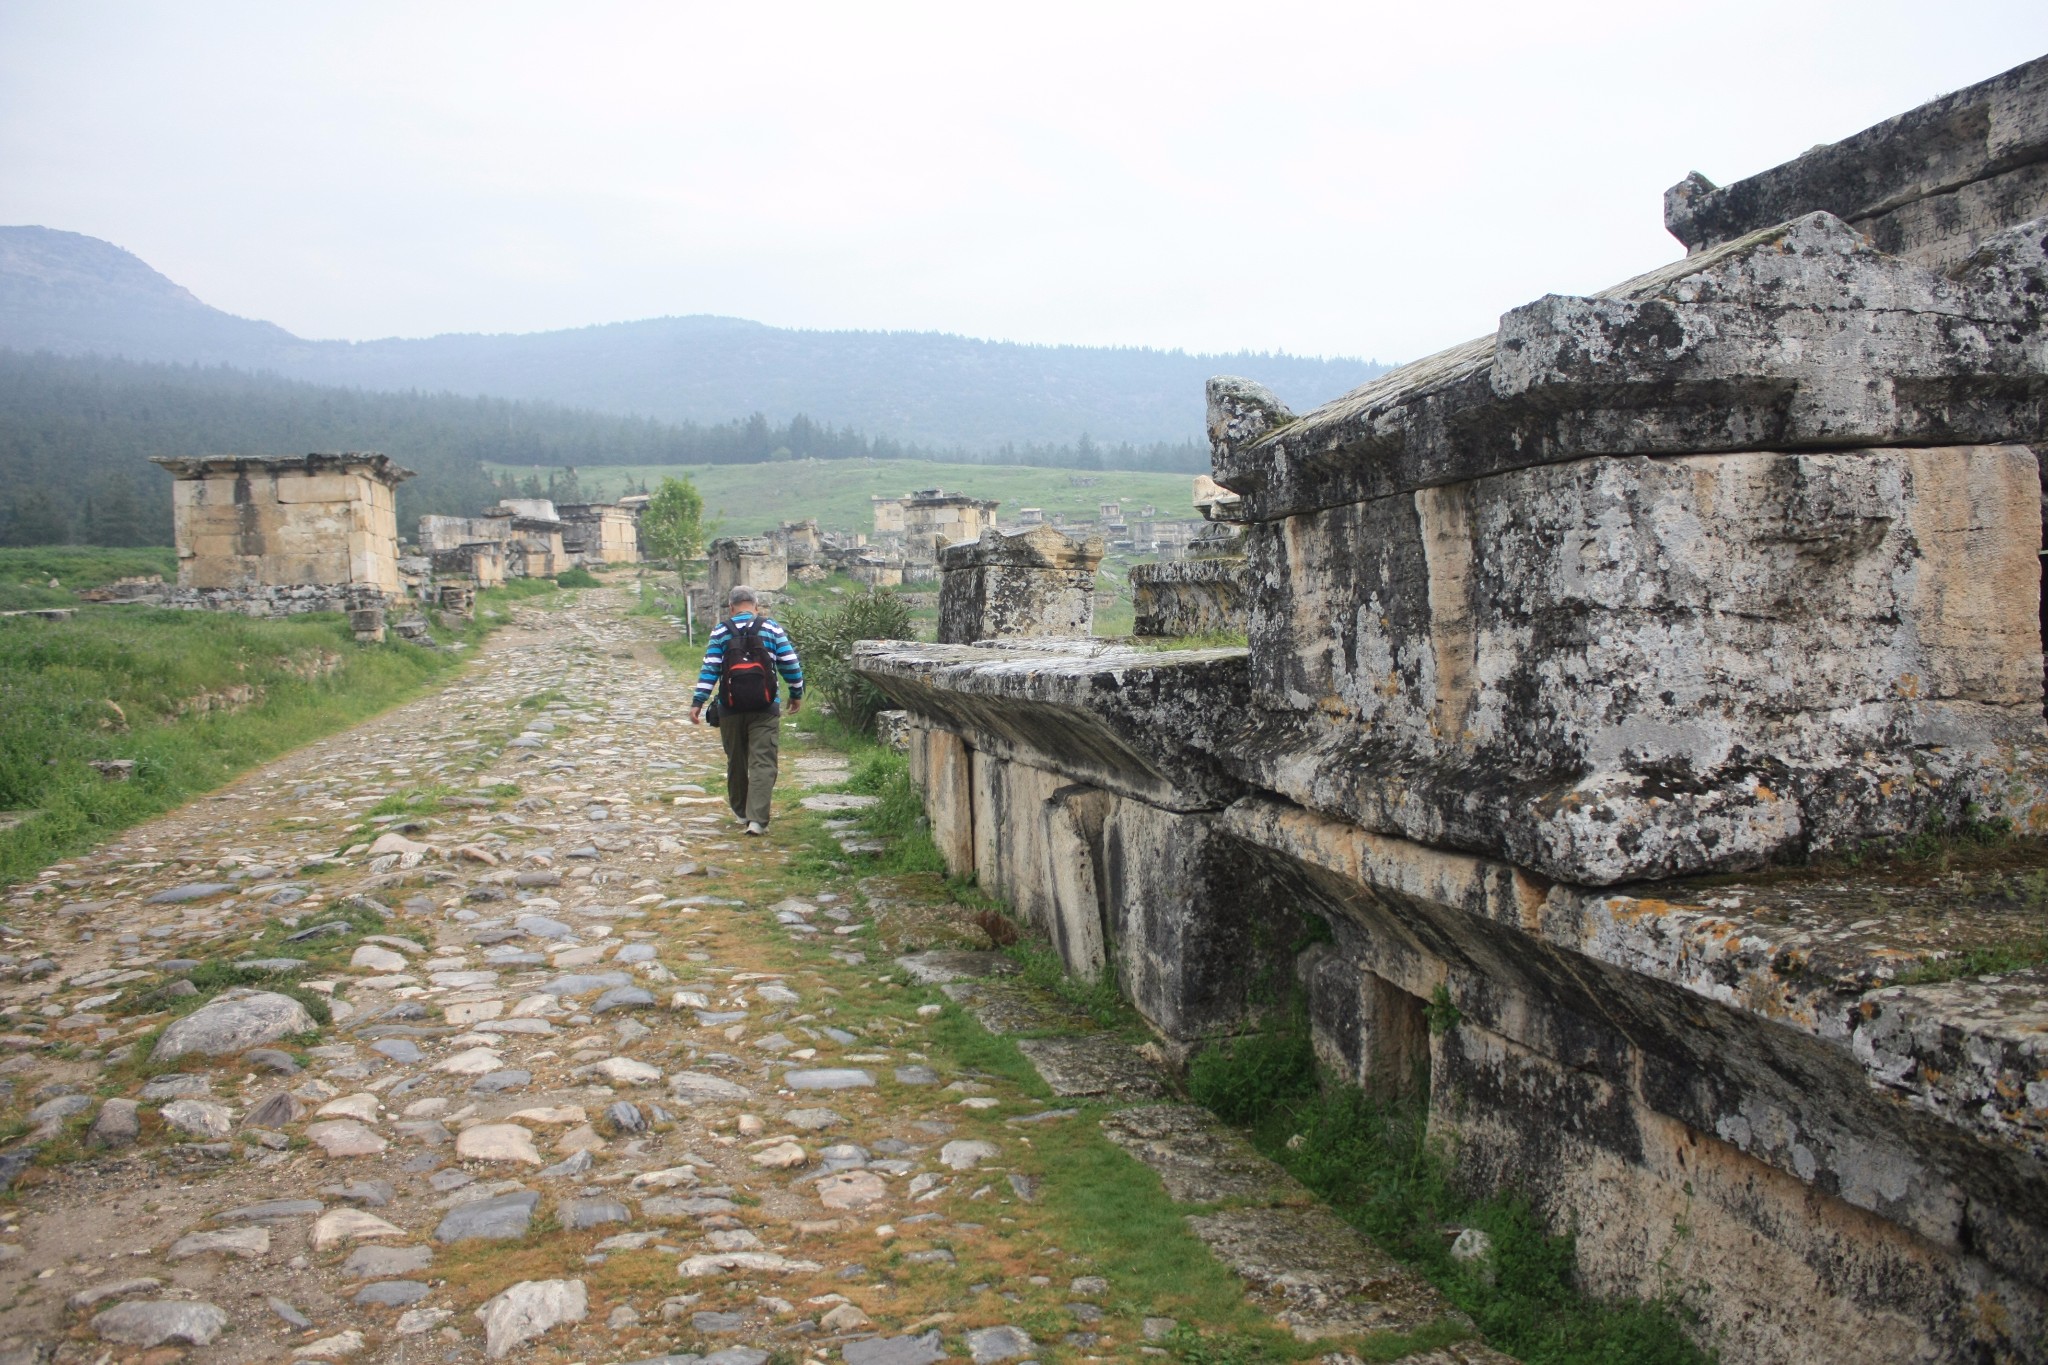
857;54;2048;1364
152;452;410;596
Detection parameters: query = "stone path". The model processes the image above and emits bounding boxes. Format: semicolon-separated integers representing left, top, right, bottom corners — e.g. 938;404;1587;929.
0;584;1511;1364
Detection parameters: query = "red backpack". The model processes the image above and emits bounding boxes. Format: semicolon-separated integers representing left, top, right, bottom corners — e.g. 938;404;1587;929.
719;617;777;713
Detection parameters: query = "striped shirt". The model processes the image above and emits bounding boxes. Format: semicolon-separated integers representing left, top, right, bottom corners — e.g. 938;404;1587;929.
692;613;805;706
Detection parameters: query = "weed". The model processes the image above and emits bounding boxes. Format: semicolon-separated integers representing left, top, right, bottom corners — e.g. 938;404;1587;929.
1423;984;1463;1036
1186;1023;1710;1364
1187;1025;1317;1124
1005;939;1141;1033
554;566;600;588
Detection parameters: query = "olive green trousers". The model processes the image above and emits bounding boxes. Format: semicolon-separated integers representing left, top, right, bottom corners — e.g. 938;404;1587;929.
718;706;781;825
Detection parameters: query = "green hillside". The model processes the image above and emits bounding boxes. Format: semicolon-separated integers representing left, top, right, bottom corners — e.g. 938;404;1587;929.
531;460;1205;537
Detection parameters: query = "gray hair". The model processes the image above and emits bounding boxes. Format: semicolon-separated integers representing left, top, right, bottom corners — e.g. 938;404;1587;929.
727;585;758;607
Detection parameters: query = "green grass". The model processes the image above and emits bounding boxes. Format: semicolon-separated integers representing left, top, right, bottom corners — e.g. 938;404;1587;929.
1892;936;2048;985
1187;1027;1711;1365
493;459;1200;538
0;580;556;883
0;546;177;611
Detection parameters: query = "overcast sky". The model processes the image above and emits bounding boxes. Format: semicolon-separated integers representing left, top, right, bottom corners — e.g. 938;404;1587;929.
2;2;2042;364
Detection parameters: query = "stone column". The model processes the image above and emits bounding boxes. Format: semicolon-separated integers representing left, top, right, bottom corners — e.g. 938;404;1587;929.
937;525;1104;643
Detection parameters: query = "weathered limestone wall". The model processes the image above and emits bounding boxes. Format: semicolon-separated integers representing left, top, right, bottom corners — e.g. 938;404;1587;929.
1130;558;1248;638
937;525;1103;644
1212;210;2048;886
852;65;2048;1364
899;709;1304;1043
507;525;566;580
1233;441;2046;885
154;454;410;596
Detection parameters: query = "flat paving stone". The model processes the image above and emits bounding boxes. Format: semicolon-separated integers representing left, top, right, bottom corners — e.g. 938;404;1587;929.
355;1279;431;1306
343;1244;434;1277
894;951;1019;984
559;1196;631;1230
842;1331;947;1365
433;1190;539;1242
938;978;1086;1035
1186;1204;1464;1339
217;1198;324;1222
784;1068;876;1091
1100;1105;1308;1205
1017;1034;1165;1098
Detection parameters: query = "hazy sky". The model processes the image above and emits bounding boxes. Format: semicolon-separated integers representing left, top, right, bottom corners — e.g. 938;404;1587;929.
2;2;2043;364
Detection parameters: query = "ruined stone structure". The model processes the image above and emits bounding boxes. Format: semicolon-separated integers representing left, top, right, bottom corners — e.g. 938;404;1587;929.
556;503;642;564
899;489;1000;556
871;494;908;537
837;552;905;588
706;536;789;603
936;525;1103;644
1129;558;1248;638
502;515;566;580
152;453;410;598
416;515;509;555
774;518;823;567
428;540;506;590
856;57;2048;1363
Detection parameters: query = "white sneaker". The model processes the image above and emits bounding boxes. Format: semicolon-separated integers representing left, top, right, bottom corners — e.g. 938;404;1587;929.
745;821;766;837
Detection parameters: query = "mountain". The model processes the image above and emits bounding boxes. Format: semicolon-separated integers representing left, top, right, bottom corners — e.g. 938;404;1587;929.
0;226;298;366
0;227;1388;449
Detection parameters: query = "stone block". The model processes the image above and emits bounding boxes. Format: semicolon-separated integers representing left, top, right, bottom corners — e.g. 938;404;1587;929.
1130;558;1248;638
272;473;354;504
1211;213;2048;522
907;725;974;877
937;525;1104;643
1665;54;2048;269
855;639;1248;810
1231;443;2048;884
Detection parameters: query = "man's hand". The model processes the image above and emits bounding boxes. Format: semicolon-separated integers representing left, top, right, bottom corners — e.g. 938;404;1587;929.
787;697;802;716
689;705;704;725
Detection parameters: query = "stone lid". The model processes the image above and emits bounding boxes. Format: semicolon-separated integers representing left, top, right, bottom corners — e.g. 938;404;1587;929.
938;524;1103;571
1210;210;2048;520
1665;53;2048;257
149;452;414;484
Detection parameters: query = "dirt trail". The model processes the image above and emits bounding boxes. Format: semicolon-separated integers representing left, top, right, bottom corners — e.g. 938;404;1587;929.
0;585;1503;1365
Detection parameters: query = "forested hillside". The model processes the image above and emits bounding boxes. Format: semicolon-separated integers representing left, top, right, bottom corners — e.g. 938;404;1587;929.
0;352;1210;546
0;227;1388;450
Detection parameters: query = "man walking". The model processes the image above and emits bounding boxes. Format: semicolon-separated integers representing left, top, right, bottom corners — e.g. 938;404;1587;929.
689;585;804;836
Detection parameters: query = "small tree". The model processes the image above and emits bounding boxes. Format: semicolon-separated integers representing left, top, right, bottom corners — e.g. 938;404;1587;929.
640;476;707;581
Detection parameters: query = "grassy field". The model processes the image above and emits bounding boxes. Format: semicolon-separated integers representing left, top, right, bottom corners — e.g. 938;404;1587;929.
490;459;1201;537
0;576;564;883
0;546;178;612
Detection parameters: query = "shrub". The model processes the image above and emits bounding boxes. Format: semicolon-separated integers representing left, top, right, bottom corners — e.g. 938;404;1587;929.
782;589;915;733
555;566;599;588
